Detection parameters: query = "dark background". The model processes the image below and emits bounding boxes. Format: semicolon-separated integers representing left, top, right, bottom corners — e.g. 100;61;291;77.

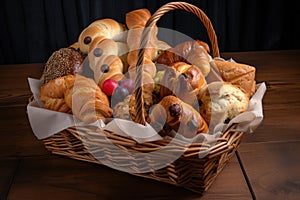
0;0;299;64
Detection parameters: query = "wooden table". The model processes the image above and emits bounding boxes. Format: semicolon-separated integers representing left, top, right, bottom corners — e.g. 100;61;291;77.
0;50;299;199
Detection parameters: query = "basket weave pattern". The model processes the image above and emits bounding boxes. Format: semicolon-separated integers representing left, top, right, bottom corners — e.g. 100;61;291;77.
42;2;245;194
43;124;243;193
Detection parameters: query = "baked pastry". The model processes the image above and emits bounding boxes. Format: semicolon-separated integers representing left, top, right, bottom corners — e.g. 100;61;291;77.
40;75;76;113
126;9;158;64
126;8;159;111
157;40;211;76
40;75;112;123
88;38;125;87
113;95;131;120
198;82;249;125
69;42;79;50
148;95;208;138
78;18;126;54
93;55;124;88
41;48;84;84
213;60;256;97
171;62;206;94
77;18;128;88
159;62;206;106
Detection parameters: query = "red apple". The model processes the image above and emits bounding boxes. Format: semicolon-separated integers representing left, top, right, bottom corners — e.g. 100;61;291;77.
102;79;118;96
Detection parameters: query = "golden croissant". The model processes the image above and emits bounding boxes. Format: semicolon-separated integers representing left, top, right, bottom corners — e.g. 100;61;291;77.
40;74;112;123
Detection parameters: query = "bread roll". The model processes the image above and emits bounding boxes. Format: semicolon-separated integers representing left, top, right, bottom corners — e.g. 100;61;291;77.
213;60;256;97
148;95;208;138
159;62;206;106
126;8;158;111
171;62;206;94
157;40;211;76
69;42;79;50
198;82;249;125
86;37;125;87
78;18;126;54
79;19;128;88
41;48;84;84
93;54;124;88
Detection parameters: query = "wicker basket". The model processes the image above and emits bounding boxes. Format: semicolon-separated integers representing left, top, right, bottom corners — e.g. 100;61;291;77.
42;2;246;194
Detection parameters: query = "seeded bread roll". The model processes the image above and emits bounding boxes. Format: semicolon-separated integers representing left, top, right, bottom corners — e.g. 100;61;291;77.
41;48;84;84
199;82;249;125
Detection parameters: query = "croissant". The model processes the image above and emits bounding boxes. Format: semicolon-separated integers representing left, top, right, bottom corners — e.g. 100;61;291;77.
40;74;75;113
40;75;112;123
126;8;158;66
148;95;208;138
157;40;211;76
159;62;206;106
40;79;72;114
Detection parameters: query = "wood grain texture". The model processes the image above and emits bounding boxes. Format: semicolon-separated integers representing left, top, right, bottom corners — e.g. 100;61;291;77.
0;63;43;108
0;106;48;157
201;155;252;200
6;155;251;200
0;159;20;200
238;141;300;200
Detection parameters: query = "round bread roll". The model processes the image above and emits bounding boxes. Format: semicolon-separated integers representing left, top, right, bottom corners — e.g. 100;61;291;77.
199;82;249;125
42;48;84;84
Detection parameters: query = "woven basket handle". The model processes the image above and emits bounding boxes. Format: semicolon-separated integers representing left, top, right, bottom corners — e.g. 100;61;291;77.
135;1;220;125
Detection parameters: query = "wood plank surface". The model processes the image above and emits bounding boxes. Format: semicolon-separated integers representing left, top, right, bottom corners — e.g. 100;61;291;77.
201;155;252;200
6;155;251;200
0;63;43;107
238;141;300;200
0;159;20;200
0;63;48;157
